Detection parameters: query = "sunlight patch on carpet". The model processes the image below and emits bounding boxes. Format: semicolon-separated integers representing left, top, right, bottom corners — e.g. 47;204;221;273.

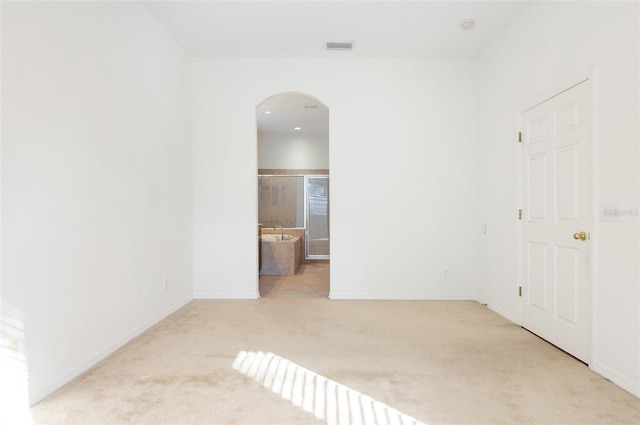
0;306;33;425
233;351;427;425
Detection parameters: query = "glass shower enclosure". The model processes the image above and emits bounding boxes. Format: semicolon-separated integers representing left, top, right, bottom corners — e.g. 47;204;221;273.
305;176;329;259
258;175;329;260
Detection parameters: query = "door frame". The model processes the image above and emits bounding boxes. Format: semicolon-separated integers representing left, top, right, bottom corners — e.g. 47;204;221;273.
515;69;599;363
255;91;331;296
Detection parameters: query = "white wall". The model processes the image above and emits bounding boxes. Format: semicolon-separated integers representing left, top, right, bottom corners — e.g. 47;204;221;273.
258;132;329;170
476;2;639;396
3;0;634;408
1;2;193;404
193;58;478;299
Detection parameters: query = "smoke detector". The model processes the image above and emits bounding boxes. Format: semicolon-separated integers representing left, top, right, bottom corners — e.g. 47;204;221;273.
460;19;476;30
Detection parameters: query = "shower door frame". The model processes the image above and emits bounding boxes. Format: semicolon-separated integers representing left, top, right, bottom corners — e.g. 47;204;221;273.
304;175;330;260
257;173;330;261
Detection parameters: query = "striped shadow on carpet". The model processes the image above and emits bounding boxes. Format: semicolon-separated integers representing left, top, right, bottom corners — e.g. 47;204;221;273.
233;350;426;425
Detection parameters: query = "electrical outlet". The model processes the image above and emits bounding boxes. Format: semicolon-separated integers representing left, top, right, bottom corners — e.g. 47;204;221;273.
163;277;168;291
442;268;449;278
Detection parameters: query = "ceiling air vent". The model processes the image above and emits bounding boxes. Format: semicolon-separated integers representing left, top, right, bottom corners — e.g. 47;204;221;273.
326;41;354;51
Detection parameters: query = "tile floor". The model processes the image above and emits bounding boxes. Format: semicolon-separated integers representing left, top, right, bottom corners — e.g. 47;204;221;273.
259;260;329;298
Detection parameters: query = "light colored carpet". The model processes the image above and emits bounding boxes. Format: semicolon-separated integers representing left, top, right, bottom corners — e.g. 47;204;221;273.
30;299;639;425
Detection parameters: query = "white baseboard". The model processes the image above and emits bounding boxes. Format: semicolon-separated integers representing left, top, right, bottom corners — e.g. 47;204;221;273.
30;296;193;406
474;297;519;324
194;291;260;299
475;299;639;399
590;361;640;399
328;292;476;300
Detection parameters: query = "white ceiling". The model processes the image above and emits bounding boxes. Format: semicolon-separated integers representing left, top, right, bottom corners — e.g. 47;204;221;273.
143;0;529;133
257;92;330;135
143;1;528;58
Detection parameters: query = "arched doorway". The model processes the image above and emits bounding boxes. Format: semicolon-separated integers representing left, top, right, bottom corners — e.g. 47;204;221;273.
256;92;330;298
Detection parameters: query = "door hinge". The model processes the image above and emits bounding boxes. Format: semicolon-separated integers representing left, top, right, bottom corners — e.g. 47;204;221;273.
518;132;522;143
518;209;522;220
518;286;522;297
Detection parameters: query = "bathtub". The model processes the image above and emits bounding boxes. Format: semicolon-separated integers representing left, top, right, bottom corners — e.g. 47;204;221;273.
261;234;295;242
260;234;301;275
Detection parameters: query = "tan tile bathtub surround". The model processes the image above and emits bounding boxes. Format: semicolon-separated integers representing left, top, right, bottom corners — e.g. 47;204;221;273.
260;234;301;275
261;228;305;263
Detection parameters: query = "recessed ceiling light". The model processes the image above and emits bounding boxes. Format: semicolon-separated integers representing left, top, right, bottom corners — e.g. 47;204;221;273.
460;19;476;30
264;110;272;115
294;127;302;131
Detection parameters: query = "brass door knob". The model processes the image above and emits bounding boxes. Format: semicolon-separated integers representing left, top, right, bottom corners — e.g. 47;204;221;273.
573;231;588;241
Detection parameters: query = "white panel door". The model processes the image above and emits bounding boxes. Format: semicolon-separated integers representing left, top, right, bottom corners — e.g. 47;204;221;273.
520;81;591;363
